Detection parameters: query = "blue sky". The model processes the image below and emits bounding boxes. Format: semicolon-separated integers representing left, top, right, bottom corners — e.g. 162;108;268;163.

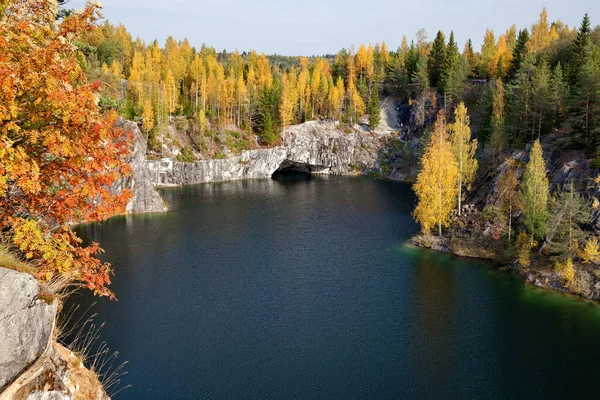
69;0;597;55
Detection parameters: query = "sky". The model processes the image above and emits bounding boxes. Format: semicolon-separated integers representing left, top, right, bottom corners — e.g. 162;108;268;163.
68;0;597;56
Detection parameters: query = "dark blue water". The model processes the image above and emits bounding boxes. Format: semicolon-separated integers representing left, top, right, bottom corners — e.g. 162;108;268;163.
71;175;600;399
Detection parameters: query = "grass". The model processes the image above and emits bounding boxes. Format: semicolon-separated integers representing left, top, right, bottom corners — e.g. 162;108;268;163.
56;303;130;398
0;243;37;276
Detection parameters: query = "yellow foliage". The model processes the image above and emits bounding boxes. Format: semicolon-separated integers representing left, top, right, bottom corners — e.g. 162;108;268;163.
581;237;600;264
515;232;531;269
560;258;575;286
413;112;460;235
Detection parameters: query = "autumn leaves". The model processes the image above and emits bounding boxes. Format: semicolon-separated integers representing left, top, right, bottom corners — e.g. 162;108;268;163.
0;1;131;297
413;103;477;236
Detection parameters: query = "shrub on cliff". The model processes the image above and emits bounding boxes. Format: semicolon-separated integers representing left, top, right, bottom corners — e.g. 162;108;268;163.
0;0;132;297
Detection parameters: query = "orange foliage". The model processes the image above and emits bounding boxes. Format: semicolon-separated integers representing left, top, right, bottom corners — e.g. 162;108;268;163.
0;0;132;297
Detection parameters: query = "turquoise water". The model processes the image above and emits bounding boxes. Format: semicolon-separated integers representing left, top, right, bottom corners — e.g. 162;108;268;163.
71;175;600;399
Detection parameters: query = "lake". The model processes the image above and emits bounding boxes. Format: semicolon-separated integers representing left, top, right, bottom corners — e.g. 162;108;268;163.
71;175;600;399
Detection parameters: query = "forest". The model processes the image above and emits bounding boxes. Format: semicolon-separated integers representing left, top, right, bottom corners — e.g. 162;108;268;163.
1;0;600;296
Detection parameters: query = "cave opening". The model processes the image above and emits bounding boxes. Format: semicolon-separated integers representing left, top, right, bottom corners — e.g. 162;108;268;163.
271;160;326;182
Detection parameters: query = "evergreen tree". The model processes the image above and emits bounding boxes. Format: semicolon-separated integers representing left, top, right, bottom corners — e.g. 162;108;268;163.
428;31;447;88
506;53;536;145
449;102;478;216
546;181;591;261
570;13;592;85
520;140;549;241
464;39;477;77
550;62;569;127
488;78;506;162
531;57;551;139
413;111;460;236
367;85;381;131
507;29;530;82
412;55;430;94
440;31;459;94
254;88;276;145
567;45;600;148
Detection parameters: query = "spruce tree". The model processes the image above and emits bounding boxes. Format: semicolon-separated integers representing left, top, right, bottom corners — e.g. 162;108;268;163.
520;140;549;242
488;79;506;162
367;85;381;131
427;31;446;88
505;53;536;145
440;31;460;95
567;45;600;148
507;29;530;82
570;13;592;85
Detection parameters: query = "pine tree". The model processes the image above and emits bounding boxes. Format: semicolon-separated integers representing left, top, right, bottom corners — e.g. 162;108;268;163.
449;103;478;216
546;181;591;261
520;139;549;241
367;85;381;131
428;31;446;88
413;111;460;235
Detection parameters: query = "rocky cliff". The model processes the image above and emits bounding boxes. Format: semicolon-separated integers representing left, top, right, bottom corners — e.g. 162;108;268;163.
114;120;168;214
124;120;387;212
0;268;108;400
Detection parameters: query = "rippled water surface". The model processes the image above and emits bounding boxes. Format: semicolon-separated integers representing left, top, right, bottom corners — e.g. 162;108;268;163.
72;175;600;399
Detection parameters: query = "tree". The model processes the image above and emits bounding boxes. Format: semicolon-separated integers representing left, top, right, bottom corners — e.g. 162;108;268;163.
567;45;600;148
479;29;496;78
0;1;132;297
546;181;591;261
440;31;459;94
449;103;478;216
367;85;381;131
488;79;506;161
531;57;551;139
581;237;600;264
570;13;592;84
520;140;549;242
413;112;460;235
142;99;155;135
496;159;521;242
506;54;536;144
507;29;530;82
428;31;446;88
529;8;553;54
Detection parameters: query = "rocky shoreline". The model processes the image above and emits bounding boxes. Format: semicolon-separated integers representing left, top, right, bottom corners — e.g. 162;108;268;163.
410;233;600;303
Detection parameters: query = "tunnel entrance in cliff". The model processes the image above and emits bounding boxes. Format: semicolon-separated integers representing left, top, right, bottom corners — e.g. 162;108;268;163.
271;160;328;182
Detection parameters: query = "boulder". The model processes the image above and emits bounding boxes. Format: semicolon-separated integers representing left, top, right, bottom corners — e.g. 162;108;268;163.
0;268;57;392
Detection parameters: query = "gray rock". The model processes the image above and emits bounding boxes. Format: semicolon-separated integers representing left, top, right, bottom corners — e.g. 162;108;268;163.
114;119;168;214
0;268;57;392
116;120;382;214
